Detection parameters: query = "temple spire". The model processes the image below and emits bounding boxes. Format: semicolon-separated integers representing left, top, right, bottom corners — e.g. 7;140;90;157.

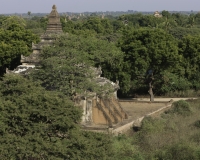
45;5;63;33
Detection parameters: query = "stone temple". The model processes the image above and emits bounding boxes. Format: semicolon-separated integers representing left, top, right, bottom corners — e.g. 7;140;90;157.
20;5;63;68
11;5;128;131
45;5;63;33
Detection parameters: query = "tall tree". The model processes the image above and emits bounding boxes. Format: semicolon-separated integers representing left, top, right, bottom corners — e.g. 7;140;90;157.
118;28;182;99
27;11;31;19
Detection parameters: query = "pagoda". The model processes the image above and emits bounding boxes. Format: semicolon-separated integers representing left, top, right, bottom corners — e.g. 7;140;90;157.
11;5;129;133
45;5;63;33
20;5;63;66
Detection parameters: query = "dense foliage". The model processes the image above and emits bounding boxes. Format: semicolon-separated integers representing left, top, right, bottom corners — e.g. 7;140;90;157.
118;28;182;95
54;12;200;97
0;16;39;74
1;10;200;159
2;12;200;97
0;74;114;159
30;34;118;98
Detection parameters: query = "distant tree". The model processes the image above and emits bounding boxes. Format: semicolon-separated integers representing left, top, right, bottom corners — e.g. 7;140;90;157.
82;17;105;34
169;26;200;39
39;17;48;30
158;17;177;31
172;13;188;27
27;11;31;19
161;10;171;18
100;18;113;34
195;12;200;26
187;14;195;27
90;12;98;17
111;19;125;32
119;13;143;27
23;15;48;35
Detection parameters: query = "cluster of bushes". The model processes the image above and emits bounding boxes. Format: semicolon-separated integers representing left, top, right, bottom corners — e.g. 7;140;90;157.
118;99;200;159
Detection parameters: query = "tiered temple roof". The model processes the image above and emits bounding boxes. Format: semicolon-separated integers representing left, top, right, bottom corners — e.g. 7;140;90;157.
45;5;63;33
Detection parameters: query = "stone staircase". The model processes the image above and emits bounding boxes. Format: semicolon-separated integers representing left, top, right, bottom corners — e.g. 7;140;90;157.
92;98;128;127
96;101;113;127
111;98;128;119
102;100;119;123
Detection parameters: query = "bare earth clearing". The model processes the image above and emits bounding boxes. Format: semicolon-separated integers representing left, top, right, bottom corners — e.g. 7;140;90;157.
119;98;195;120
120;102;167;120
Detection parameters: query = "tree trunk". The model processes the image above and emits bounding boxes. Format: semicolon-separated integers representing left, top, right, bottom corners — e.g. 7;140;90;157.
148;81;154;102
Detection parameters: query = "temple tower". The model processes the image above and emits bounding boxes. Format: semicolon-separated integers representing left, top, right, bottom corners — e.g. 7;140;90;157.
45;5;63;33
12;5;128;131
20;5;63;66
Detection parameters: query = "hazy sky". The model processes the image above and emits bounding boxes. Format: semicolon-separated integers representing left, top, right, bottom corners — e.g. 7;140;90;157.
1;0;200;14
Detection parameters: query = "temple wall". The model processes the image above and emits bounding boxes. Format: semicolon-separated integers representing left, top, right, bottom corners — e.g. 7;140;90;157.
92;102;109;125
81;98;94;124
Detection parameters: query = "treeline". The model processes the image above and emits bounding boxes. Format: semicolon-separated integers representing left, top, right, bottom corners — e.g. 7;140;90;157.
2;11;200;97
26;11;200;97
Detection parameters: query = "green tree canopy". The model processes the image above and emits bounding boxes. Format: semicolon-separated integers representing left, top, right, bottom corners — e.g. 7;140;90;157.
0;74;114;159
179;35;200;90
0;74;81;159
81;17;113;34
30;34;119;98
161;10;171;18
118;28;183;95
0;16;39;74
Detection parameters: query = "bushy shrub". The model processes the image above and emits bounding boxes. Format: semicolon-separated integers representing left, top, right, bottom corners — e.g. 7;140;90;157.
111;135;144;160
190;133;200;144
140;116;166;133
166;100;192;116
194;120;200;128
159;71;192;95
154;143;200;160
